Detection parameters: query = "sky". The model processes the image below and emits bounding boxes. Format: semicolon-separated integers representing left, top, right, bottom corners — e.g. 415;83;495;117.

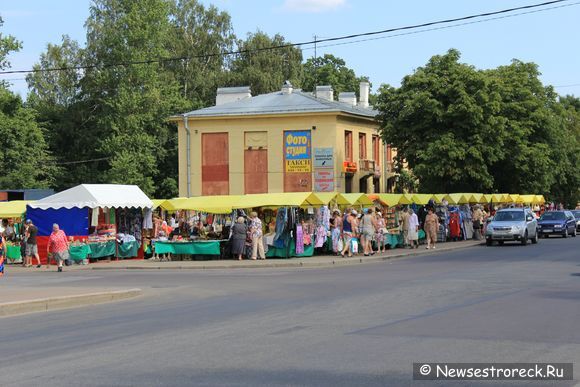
1;0;579;98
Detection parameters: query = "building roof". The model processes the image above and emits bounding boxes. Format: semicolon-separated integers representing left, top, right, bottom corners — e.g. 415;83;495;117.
176;90;377;120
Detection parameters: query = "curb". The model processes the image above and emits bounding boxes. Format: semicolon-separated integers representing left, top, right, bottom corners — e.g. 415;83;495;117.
0;288;142;318
90;242;484;271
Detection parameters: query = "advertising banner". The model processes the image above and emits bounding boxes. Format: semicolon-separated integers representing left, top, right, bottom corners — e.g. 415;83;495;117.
284;130;311;173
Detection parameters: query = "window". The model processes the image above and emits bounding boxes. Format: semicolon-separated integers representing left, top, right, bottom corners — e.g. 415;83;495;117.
345;131;353;161
359;133;367;159
372;135;380;165
386;144;393;163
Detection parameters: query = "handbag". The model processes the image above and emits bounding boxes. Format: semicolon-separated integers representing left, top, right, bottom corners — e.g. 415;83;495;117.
337;238;344;252
472;220;481;230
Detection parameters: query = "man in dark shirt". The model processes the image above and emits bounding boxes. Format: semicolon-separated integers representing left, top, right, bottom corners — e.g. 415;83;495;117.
25;219;41;268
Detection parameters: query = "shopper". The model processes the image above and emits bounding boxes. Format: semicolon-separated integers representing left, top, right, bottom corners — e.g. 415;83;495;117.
360;208;377;256
24;219;41;268
249;212;265;260
375;211;386;253
330;210;342;255
472;205;484;240
407;209;419;249
424;208;439;249
231;217;247;260
47;223;69;272
399;207;410;247
340;209;358;258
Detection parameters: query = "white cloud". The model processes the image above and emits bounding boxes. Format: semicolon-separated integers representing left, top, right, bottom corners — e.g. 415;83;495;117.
281;0;346;13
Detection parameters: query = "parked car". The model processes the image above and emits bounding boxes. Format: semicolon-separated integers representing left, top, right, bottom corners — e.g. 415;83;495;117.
571;210;580;231
485;208;538;246
537;211;577;238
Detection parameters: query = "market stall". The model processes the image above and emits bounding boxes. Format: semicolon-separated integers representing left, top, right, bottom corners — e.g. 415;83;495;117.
0;200;32;263
27;184;153;264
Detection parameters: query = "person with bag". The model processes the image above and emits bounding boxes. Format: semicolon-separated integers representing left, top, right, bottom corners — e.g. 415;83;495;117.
407;209;419;249
47;224;70;272
330;210;342;255
230;217;247;260
340;209;358;258
472;205;483;240
375;211;386;254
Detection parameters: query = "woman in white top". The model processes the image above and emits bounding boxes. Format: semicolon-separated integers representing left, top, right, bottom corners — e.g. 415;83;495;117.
407;208;419;249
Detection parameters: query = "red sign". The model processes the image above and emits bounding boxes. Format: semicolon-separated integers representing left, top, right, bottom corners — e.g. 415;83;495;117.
314;170;335;192
342;161;357;173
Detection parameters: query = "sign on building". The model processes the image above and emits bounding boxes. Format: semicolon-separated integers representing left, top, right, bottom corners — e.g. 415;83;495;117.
314;170;335;192
313;147;334;168
284;130;311;173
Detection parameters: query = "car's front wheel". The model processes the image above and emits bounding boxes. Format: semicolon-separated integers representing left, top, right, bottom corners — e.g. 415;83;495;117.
572;228;577;237
563;229;568;238
521;231;528;245
486;239;493;246
531;230;539;244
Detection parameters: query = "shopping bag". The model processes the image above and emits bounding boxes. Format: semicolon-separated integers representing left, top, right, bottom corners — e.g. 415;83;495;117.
337;238;344;252
351;238;359;253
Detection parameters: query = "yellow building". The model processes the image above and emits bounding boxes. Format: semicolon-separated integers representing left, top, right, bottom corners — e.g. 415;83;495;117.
171;82;395;197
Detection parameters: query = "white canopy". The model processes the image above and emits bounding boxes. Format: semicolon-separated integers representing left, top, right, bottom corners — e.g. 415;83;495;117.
28;184;153;210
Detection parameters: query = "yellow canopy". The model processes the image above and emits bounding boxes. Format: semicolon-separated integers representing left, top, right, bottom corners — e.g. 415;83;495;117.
464;193;484;203
374;193;403;207
507;194;521;203
335;193;373;206
482;194;494;203
0;200;32;218
445;193;469;204
151;199;168;209
433;194;448;204
162;197;189;211
176;195;241;213
233;192;323;209
315;192;339;205
518;194;536;204
534;195;545;204
411;193;434;205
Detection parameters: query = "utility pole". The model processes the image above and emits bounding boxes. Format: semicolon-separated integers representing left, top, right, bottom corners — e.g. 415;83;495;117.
313;34;318;97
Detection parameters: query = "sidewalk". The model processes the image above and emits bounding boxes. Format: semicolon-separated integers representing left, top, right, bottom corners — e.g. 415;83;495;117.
87;239;483;270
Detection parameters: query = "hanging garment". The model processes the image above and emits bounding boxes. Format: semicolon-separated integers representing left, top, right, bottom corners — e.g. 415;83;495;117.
295;225;304;254
143;208;153;229
449;212;461;239
91;208;100;227
315;225;326;248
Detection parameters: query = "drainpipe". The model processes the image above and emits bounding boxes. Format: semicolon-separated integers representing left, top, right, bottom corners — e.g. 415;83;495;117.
183;114;191;197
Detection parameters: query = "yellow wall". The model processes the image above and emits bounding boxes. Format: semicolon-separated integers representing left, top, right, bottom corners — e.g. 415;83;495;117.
177;112;382;196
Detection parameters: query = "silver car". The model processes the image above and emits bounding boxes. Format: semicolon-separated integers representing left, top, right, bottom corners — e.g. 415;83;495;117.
486;208;539;246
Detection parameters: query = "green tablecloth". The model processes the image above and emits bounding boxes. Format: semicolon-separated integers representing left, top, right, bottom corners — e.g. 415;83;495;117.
69;244;91;261
385;233;403;248
154;241;221;255
88;241;116;258
118;240;139;258
5;245;21;260
266;238;314;258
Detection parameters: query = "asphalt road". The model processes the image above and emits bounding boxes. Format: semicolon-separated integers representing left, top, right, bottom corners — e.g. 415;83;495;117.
1;237;579;386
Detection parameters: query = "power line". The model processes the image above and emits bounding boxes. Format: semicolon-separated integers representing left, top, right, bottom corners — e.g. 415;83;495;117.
54;157;110;165
313;1;580;51
554;83;580;88
0;0;573;76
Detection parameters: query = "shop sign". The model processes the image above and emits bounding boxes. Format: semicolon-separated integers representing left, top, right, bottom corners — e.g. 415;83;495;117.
284;130;311;172
314;170;335;192
285;159;311;173
342;161;358;173
313;147;334;168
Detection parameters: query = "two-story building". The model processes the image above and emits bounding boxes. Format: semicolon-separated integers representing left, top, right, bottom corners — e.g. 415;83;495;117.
171;81;395;197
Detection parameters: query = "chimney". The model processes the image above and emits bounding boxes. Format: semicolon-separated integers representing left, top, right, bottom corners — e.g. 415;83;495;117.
315;85;333;101
281;80;293;95
338;92;357;106
216;86;251;106
358;81;369;108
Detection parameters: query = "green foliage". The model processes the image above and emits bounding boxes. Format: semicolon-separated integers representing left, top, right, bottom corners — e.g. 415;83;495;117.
394;170;418;194
0;88;57;188
377;49;579;207
82;0;187;196
302;54;368;98
167;0;236;109
229;31;303;95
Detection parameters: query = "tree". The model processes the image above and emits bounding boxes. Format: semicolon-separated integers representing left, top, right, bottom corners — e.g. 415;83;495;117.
376;49;507;193
167;0;236;109
0;16;56;189
82;0;187;196
228;31;303;95
376;49;579;205
301;54;368;98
